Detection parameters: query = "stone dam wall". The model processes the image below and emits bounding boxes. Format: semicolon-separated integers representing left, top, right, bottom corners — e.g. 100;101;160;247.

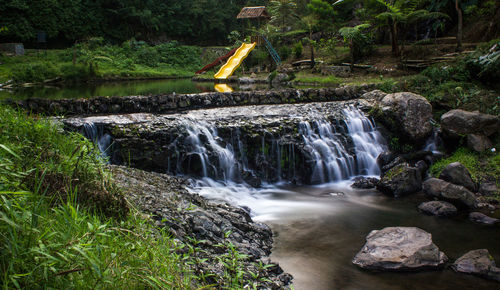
6;85;375;116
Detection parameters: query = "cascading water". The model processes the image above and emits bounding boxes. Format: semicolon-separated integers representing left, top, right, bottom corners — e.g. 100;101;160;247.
82;122;113;160
182;120;241;181
343;106;386;176
299;106;386;183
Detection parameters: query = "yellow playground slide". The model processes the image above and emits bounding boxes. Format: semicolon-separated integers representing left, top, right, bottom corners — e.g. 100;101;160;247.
214;42;256;79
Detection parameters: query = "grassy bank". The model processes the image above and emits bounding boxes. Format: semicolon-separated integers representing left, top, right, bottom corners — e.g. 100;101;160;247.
0;39;202;85
0;105;262;288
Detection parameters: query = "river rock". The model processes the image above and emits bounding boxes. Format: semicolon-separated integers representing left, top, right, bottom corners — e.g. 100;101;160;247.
467;133;493;152
379;92;433;142
441;109;500;138
439;162;476;192
109;165;291;288
352;227;447;271
377;163;422;197
469;212;500;225
422;178;476;208
479;181;499;197
361;89;387;101
418;201;457;217
351;176;379;189
452;249;500;282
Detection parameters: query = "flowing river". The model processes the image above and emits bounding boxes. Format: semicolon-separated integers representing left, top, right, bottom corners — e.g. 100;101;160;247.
36;81;500;289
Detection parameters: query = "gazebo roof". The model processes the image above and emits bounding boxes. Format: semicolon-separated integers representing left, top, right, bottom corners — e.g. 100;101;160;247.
236;6;270;19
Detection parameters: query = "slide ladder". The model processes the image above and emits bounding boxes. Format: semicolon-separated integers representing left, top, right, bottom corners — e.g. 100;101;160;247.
214;42;256;79
262;35;281;66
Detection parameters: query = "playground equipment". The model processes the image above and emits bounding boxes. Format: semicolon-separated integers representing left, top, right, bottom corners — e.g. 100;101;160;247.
214;42;256;79
195;6;280;80
195;47;238;75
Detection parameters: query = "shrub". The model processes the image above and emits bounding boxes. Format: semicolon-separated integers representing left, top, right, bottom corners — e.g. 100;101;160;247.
10;62;60;83
293;41;303;59
278;46;291;61
60;64;92;82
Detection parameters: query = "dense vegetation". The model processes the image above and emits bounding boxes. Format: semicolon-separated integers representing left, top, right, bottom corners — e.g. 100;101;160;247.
0;106;259;288
0;39;202;83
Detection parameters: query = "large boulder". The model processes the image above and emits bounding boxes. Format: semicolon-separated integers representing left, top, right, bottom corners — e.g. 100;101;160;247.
439;162;476;192
352;227;448;271
441;109;499;138
452;249;500;282
422;178;477;208
377;163;422;197
418;201;457;217
467;134;493;152
379;92;433;142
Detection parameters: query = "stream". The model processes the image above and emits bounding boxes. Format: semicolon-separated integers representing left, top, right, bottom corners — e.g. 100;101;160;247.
191;180;500;289
22;80;500;289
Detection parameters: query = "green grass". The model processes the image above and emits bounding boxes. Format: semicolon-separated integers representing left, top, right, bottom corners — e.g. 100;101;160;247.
429;147;480;179
0;40;201;84
429;147;499;188
0;105;268;289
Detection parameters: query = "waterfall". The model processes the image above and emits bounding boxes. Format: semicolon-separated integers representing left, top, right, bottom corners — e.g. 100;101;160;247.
182;120;240;181
299;106;386;183
179;106;386;185
82;122;113;159
343;107;386;176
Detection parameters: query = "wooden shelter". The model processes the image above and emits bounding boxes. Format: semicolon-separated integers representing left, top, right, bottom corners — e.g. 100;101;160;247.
236;6;270;20
237;6;270;46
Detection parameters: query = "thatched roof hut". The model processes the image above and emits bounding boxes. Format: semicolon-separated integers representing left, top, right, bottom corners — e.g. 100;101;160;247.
236;6;270;20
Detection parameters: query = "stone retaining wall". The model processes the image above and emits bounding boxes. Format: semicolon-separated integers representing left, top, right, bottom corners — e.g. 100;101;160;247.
6;84;375;116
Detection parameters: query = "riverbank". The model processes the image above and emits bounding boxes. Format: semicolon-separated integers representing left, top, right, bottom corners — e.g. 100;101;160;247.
0;40;201;85
0;105;291;289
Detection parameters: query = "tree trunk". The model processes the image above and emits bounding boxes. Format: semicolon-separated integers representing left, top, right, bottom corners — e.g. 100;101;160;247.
310;30;315;68
456;0;463;51
350;40;354;71
389;20;400;56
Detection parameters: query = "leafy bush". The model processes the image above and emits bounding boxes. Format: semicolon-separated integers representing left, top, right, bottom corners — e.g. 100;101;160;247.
279;46;292;61
10;62;60;83
60;64;92;82
136;46;161;67
293;41;303;59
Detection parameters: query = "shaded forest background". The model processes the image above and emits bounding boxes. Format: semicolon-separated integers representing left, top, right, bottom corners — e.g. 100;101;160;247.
1;0;498;48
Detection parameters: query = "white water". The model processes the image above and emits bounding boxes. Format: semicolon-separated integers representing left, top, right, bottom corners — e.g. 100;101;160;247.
83;122;113;159
186;106;387;220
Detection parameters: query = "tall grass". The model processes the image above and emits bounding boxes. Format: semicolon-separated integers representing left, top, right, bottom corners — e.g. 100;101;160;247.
0;106;197;288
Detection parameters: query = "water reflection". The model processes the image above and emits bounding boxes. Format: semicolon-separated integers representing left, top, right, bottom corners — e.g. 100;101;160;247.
0;78;271;100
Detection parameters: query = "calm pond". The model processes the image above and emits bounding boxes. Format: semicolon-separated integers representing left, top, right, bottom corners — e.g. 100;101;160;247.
0;78;274;100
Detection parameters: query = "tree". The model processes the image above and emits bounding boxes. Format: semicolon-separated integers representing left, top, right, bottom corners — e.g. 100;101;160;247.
269;0;300;32
339;23;371;69
335;0;448;56
301;15;319;68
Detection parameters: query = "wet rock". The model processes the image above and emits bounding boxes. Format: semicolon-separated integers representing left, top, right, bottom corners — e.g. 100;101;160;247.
351;176;379;189
479;181;499;197
361;89;387;101
441;109;499;138
379;92;433;142
469;212;499;225
377;163;422;197
381;156;405;173
109;165;291;288
415;160;429;178
352;227;447;271
452;249;500;282
467;134;493;152
439;162;476;192
418;201;457;217
422;178;476;208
